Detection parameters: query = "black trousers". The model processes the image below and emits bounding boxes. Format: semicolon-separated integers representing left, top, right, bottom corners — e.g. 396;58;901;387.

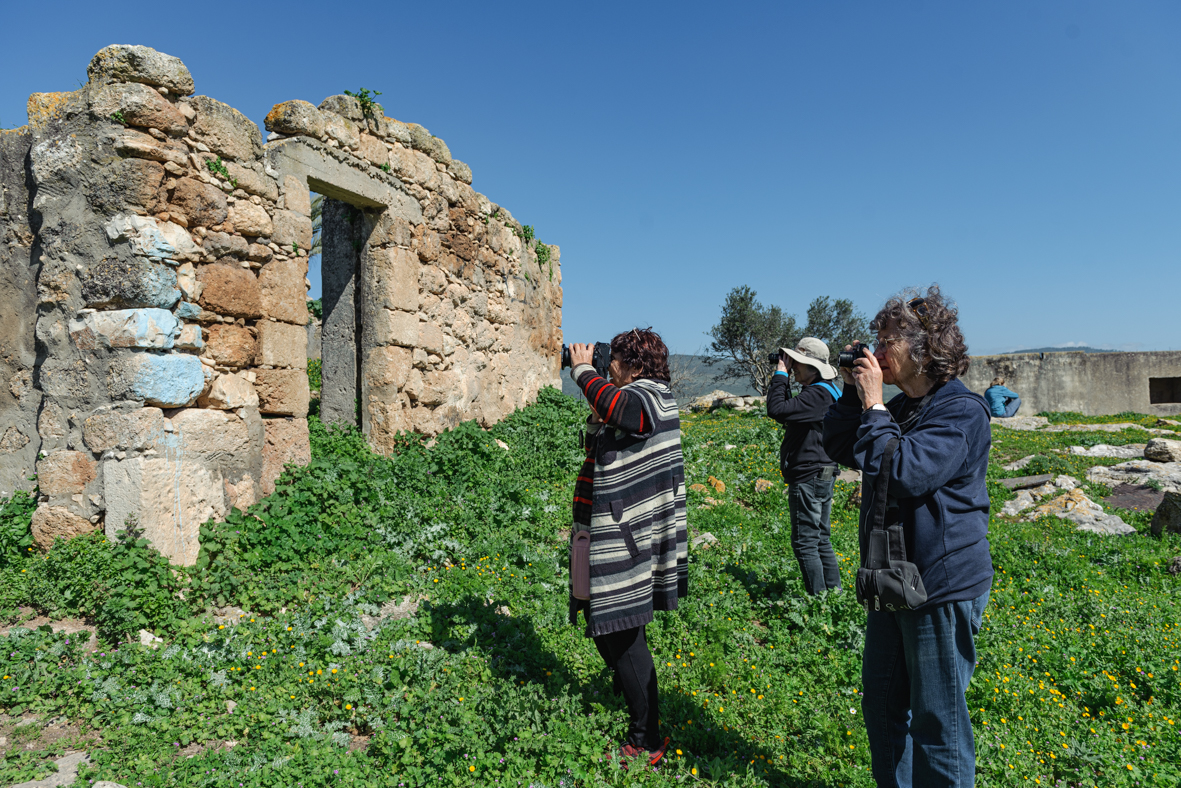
593;625;660;750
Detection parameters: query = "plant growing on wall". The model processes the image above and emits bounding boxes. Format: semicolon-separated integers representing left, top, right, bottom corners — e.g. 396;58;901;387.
343;88;383;118
205;157;237;188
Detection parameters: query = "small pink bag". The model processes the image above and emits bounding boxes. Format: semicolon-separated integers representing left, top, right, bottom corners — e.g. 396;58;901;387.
570;530;591;600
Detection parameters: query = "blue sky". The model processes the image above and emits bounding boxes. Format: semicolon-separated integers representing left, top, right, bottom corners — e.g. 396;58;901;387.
3;1;1179;356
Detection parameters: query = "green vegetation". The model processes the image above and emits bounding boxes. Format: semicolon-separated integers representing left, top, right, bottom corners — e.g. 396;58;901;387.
205;157;237;188
109;111;126;125
343;88;383;118
307;298;323;320
0;398;1177;786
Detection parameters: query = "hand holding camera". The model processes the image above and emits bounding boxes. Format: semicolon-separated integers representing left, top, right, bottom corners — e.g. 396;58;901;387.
839;342;884;409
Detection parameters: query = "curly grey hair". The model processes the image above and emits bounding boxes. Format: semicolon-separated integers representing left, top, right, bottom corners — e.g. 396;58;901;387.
869;285;970;384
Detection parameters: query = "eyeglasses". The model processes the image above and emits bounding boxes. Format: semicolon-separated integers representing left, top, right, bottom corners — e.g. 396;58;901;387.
908;297;931;331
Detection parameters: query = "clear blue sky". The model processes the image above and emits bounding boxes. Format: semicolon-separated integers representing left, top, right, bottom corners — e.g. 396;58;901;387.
4;1;1179;356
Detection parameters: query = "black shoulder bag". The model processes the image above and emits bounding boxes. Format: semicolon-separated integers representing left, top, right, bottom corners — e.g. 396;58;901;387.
855;436;929;612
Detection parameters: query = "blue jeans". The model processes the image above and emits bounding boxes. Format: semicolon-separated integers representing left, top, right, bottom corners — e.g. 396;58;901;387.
788;466;841;595
862;590;989;788
1002;397;1021;418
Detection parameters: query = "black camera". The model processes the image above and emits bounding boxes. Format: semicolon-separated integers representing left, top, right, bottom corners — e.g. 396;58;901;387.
562;342;612;378
768;351;782;365
837;342;873;368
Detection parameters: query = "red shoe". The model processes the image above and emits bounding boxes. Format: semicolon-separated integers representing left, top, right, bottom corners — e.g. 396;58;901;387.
647;737;671;766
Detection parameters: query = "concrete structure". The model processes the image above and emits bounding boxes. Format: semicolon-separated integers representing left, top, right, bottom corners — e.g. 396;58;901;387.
0;45;562;564
964;351;1181;417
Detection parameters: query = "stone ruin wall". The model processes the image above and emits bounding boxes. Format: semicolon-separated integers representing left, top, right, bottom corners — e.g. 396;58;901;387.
0;45;563;565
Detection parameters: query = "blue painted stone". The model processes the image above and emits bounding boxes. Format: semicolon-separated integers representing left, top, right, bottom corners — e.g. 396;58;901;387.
174;301;202;320
81;257;182;310
119;353;206;407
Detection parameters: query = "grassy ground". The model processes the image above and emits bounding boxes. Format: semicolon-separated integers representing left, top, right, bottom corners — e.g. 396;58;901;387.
0;391;1177;786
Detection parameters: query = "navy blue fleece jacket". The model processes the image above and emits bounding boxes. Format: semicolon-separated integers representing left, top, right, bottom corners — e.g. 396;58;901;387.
823;378;994;609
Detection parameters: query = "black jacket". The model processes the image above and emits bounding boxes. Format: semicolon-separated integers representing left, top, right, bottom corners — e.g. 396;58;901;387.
766;373;840;483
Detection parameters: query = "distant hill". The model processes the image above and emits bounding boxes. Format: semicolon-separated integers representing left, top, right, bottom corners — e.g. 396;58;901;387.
1001;346;1117;355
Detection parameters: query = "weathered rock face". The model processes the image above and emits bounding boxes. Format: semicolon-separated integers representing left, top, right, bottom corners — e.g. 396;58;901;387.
3;43;561;566
1151;491;1181;536
1145;438;1181;463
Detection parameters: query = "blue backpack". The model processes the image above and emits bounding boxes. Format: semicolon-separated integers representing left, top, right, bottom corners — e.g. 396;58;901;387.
812;380;841;401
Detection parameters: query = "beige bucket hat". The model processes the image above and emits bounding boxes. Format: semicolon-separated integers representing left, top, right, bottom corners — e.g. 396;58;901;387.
780;337;838;380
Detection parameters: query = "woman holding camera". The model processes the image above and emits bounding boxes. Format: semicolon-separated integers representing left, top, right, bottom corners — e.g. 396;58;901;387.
823;287;993;788
568;328;687;766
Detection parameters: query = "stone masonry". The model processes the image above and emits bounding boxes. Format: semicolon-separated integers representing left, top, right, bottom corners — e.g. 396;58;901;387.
0;45;563;564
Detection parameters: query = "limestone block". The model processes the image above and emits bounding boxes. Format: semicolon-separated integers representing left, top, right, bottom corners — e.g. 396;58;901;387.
271;210;313;251
261;417;311;495
452;309;473;342
256;321;307;369
87;44;195;95
371;247;419;312
387;145;416;180
197;264;262;318
100;158;165;213
103;456;225;566
254;369;309;416
417;229;441;262
371;309;419;347
174;301;205;321
419;322;444;355
373;213;411;247
0;427;30;454
282;175;310;216
227;201;273;238
224;162;279;202
82;257;181;310
385;119;412;144
265;100;326;138
89;82;187;135
113;128;188;166
83;406;166;453
323;113;360;150
203;324;256;368
108;352;206;407
358;134;387;166
106;213;198;261
168;407;254;461
201;230;248;258
247;243;273;263
403;368;424;401
447;159;473;185
407;123;451;163
70;308;180;351
259;258;309;325
170;177;229;228
189;95;263;162
198;373;259;410
420;265;447;295
419;370;457;406
225;474;257;511
37;451;98;497
318;95;364;121
410;405;440;434
366;397;413;454
466;291;488;318
1145;438;1181;463
31;505;97;551
176;263;200;301
365;346;413;390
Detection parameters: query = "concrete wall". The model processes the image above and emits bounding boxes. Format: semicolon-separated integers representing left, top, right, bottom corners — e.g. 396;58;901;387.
1;45;563;563
963;351;1181;417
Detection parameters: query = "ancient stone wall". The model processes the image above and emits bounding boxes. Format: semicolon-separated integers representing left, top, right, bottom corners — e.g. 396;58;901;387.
963;350;1181;417
0;45;562;564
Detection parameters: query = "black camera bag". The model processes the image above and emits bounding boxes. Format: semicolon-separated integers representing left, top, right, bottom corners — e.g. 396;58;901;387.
855;437;928;612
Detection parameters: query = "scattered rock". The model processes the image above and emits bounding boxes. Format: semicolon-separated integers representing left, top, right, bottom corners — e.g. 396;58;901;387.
1156;419;1180;427
10;750;90;788
1000;490;1036;518
1028;489;1135;536
1002;455;1036;471
754;479;777;493
212;606;251;626
495;439;509;451
707;476;726;494
226;700;237;714
1087;460;1181;494
1168;556;1181;576
1144;438;1181;463
991;416;1049;431
1069;443;1144;459
688;483;708;493
360;596;422;629
1053;475;1079;491
691;532;718;548
1150;491;1181;537
998;474;1054;491
837;468;861;483
138;629;163;648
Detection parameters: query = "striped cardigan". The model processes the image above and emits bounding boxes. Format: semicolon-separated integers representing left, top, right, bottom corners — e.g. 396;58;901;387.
570;365;689;637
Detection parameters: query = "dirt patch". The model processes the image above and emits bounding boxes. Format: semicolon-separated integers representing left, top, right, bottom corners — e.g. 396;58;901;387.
1105;483;1165;513
1;609;98;653
0;713;97;763
348;733;371;753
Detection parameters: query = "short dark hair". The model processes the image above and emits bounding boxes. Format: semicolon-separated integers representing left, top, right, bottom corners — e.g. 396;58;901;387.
870;285;970;384
610;327;670;382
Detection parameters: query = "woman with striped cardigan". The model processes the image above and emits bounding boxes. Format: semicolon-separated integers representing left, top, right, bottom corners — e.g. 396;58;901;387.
568;328;688;766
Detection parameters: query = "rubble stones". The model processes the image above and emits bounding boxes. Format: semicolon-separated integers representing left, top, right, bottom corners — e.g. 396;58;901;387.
171;177;229;227
31;505;98;551
197;264;262;318
318;95;364;121
264;100;326;138
108;352;206;407
1069;443;1144;459
225;162;278;202
88;45;195;95
446;160;473;184
89;82;187;135
1150;491;1181;536
261;417;310;495
255;321;307;369
1029;488;1136;536
1144;438;1181;463
201;230;248;258
1087;460;1181;494
203;324;256;368
226;201;273;237
197;373;258;410
37;451;98;497
271;210;313;251
254;369;309;416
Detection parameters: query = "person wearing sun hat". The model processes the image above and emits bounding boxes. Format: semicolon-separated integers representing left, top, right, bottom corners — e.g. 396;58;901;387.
766;337;844;596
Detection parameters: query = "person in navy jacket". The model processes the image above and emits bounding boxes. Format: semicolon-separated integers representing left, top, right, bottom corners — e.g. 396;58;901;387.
824;286;993;788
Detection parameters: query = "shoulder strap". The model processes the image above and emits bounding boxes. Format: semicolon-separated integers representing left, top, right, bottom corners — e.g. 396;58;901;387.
869;437;900;533
812;381;841;401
